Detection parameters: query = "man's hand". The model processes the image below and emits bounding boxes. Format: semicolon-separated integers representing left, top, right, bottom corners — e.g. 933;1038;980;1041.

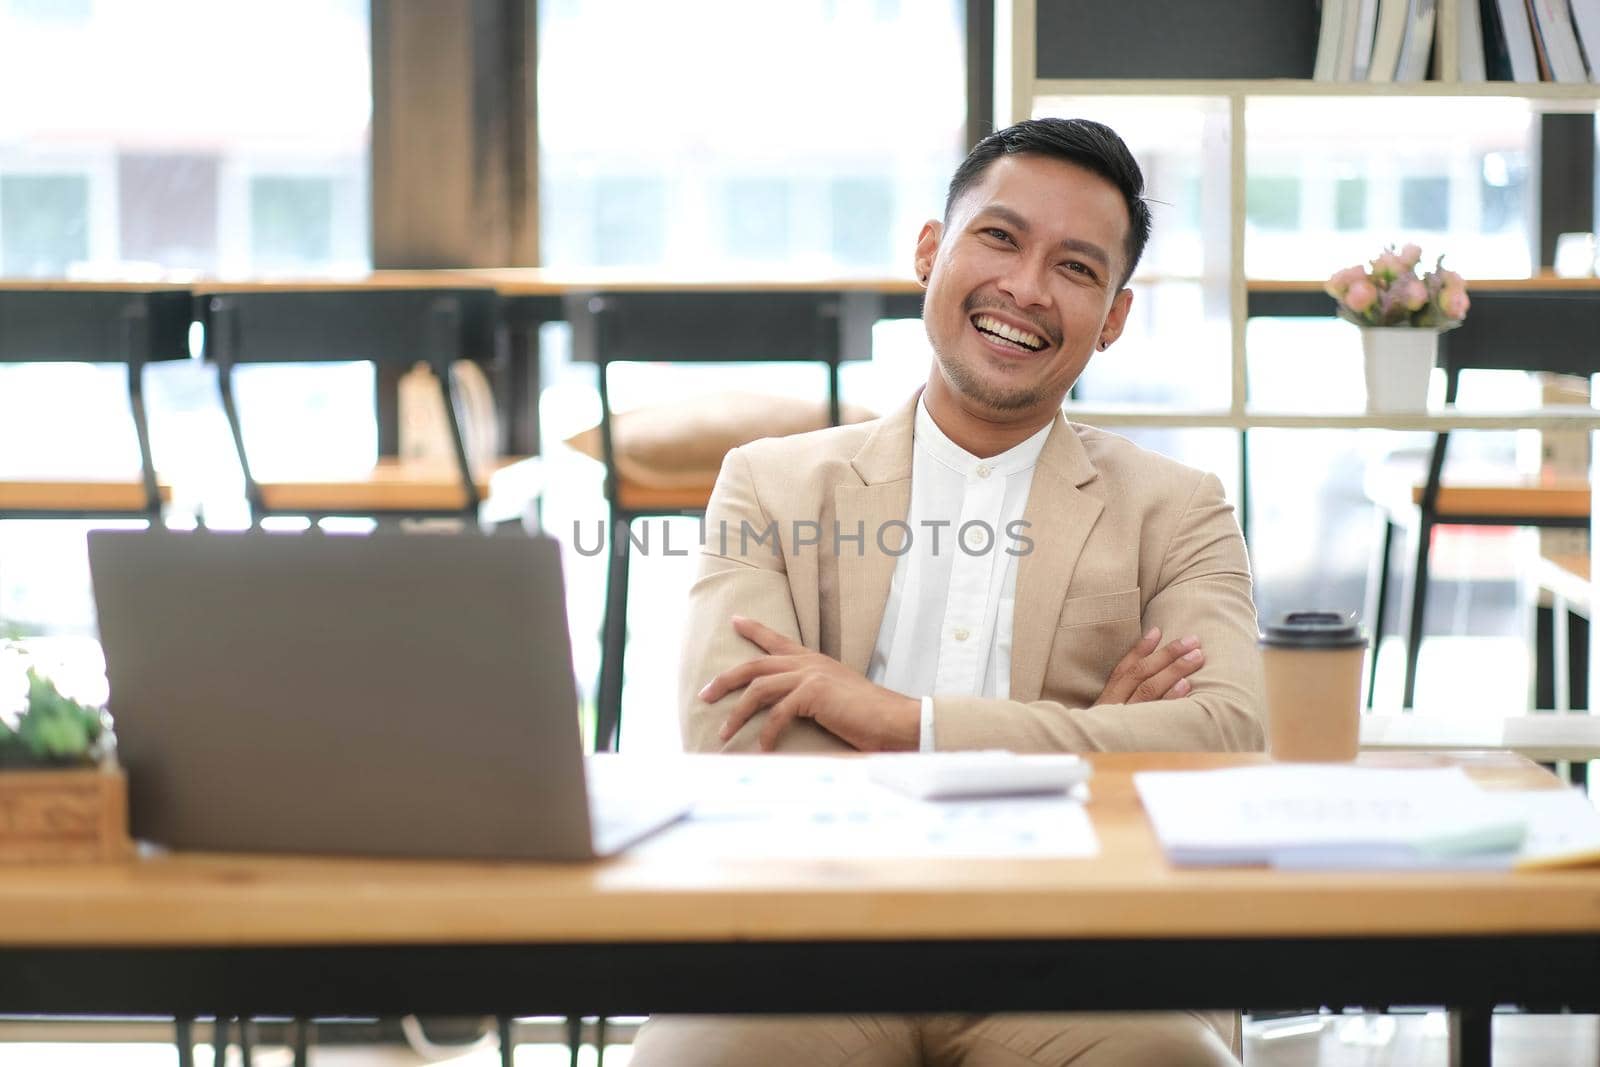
1096;627;1204;705
702;616;920;752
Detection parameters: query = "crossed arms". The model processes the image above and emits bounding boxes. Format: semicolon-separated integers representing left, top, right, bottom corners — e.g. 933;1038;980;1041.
678;445;1266;755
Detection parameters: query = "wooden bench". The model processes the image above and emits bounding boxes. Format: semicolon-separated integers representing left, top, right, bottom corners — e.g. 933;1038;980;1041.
253;456;540;520
0;479;172;516
1409;480;1590;520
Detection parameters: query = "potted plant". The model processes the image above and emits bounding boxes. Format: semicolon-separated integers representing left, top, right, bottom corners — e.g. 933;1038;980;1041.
0;634;129;861
1325;245;1471;412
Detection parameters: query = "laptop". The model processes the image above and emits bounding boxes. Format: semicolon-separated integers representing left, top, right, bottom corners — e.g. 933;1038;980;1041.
86;528;690;861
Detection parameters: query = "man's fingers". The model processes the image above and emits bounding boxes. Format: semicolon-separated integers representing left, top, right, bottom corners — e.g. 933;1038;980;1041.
732;615;804;655
1101;627;1160;703
758;690;809;751
1160;677;1194;700
1097;631;1204;706
700;655;801;704
1131;648;1204;703
719;672;800;742
1115;627;1160;676
1138;634;1199;675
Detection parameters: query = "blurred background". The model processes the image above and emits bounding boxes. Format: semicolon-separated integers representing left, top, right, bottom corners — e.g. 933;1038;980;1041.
0;0;1585;752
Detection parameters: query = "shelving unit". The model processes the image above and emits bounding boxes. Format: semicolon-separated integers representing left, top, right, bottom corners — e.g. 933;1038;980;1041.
996;0;1600;434
996;0;1600;714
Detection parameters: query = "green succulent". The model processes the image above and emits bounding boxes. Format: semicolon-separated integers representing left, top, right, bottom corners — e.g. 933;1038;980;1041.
0;667;108;769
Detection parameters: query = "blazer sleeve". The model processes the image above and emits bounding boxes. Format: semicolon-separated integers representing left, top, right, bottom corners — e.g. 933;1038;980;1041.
930;471;1266;753
677;447;852;754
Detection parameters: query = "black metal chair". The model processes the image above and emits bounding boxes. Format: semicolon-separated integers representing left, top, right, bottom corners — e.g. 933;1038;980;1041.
1366;292;1600;709
0;285;191;521
199;285;506;526
195;284;528;1065
570;287;897;752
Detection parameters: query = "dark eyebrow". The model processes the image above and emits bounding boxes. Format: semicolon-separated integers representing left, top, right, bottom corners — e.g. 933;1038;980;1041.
975;205;1113;272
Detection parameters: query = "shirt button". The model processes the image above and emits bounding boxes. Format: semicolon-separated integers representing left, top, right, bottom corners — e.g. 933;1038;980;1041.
976;464;992;479
953;627;970;642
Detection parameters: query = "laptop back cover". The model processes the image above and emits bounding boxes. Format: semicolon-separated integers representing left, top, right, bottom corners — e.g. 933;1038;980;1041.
88;529;597;860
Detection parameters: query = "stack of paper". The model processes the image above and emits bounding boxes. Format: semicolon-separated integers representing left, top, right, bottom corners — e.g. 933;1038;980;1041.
632;755;1100;861
1135;765;1600;870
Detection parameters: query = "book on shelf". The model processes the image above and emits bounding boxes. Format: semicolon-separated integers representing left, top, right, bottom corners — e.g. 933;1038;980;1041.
1572;0;1600;79
1480;0;1516;76
1315;0;1351;79
1369;0;1413;78
1528;0;1591;79
1396;0;1440;79
1497;0;1544;78
1454;0;1490;79
1352;0;1382;76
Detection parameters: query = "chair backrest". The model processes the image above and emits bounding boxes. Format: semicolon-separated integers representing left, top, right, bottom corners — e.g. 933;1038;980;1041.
1424;292;1599;514
1439;292;1600;400
198;285;500;521
200;287;497;367
0;287;192;365
0;285;192;519
565;288;892;512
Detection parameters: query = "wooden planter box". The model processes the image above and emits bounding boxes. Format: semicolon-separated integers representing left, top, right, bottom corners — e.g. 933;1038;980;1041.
0;766;132;862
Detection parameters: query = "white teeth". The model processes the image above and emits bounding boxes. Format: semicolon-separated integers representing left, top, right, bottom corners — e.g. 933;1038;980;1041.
973;314;1045;350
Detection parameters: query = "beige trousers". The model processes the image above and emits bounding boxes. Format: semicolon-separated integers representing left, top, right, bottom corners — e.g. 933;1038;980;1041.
629;1011;1240;1067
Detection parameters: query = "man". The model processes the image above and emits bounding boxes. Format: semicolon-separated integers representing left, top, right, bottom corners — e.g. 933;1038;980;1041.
631;118;1265;1066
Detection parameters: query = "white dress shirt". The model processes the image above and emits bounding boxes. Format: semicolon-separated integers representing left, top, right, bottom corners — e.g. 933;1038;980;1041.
865;397;1051;750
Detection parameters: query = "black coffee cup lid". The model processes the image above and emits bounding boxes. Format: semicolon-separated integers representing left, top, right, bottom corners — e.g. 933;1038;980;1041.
1259;611;1367;649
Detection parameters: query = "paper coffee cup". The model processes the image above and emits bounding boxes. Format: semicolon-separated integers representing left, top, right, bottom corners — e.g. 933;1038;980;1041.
1258;611;1368;762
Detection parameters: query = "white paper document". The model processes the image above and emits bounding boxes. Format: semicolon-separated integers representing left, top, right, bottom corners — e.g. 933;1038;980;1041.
632;756;1098;860
1132;765;1600;870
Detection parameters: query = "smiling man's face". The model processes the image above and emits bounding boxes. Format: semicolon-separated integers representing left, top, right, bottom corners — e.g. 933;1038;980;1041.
915;153;1134;433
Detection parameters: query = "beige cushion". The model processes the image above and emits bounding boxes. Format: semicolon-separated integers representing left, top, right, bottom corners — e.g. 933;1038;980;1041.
565;391;876;493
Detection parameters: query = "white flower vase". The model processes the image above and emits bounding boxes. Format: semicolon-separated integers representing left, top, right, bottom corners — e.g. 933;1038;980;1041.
1360;328;1438;413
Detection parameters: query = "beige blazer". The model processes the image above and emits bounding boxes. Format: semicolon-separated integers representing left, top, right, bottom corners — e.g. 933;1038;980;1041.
679;393;1266;755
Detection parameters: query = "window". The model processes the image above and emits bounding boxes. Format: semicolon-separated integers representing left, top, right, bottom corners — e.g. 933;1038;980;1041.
1400;175;1451;231
1247;176;1302;231
831;177;894;267
1246;97;1533;279
0;175;88;275
1479;150;1530;233
1334;177;1367;231
594;176;666;266
6;0;90;21
0;0;369;278
726;179;791;261
538;0;964;273
117;155;219;271
250;176;335;271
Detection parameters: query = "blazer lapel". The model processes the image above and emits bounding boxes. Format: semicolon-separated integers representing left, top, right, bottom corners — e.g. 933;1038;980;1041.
834;396;915;676
1010;414;1103;703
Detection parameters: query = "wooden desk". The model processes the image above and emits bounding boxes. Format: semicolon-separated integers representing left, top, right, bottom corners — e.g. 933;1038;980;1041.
0;751;1596;1067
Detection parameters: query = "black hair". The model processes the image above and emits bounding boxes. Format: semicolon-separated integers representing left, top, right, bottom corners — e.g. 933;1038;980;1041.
945;118;1151;288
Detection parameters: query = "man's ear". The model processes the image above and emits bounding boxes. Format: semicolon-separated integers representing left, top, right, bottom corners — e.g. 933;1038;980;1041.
914;220;942;285
1099;288;1134;348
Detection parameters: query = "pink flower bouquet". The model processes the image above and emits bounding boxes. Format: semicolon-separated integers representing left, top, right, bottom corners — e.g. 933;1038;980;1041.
1325;244;1470;329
